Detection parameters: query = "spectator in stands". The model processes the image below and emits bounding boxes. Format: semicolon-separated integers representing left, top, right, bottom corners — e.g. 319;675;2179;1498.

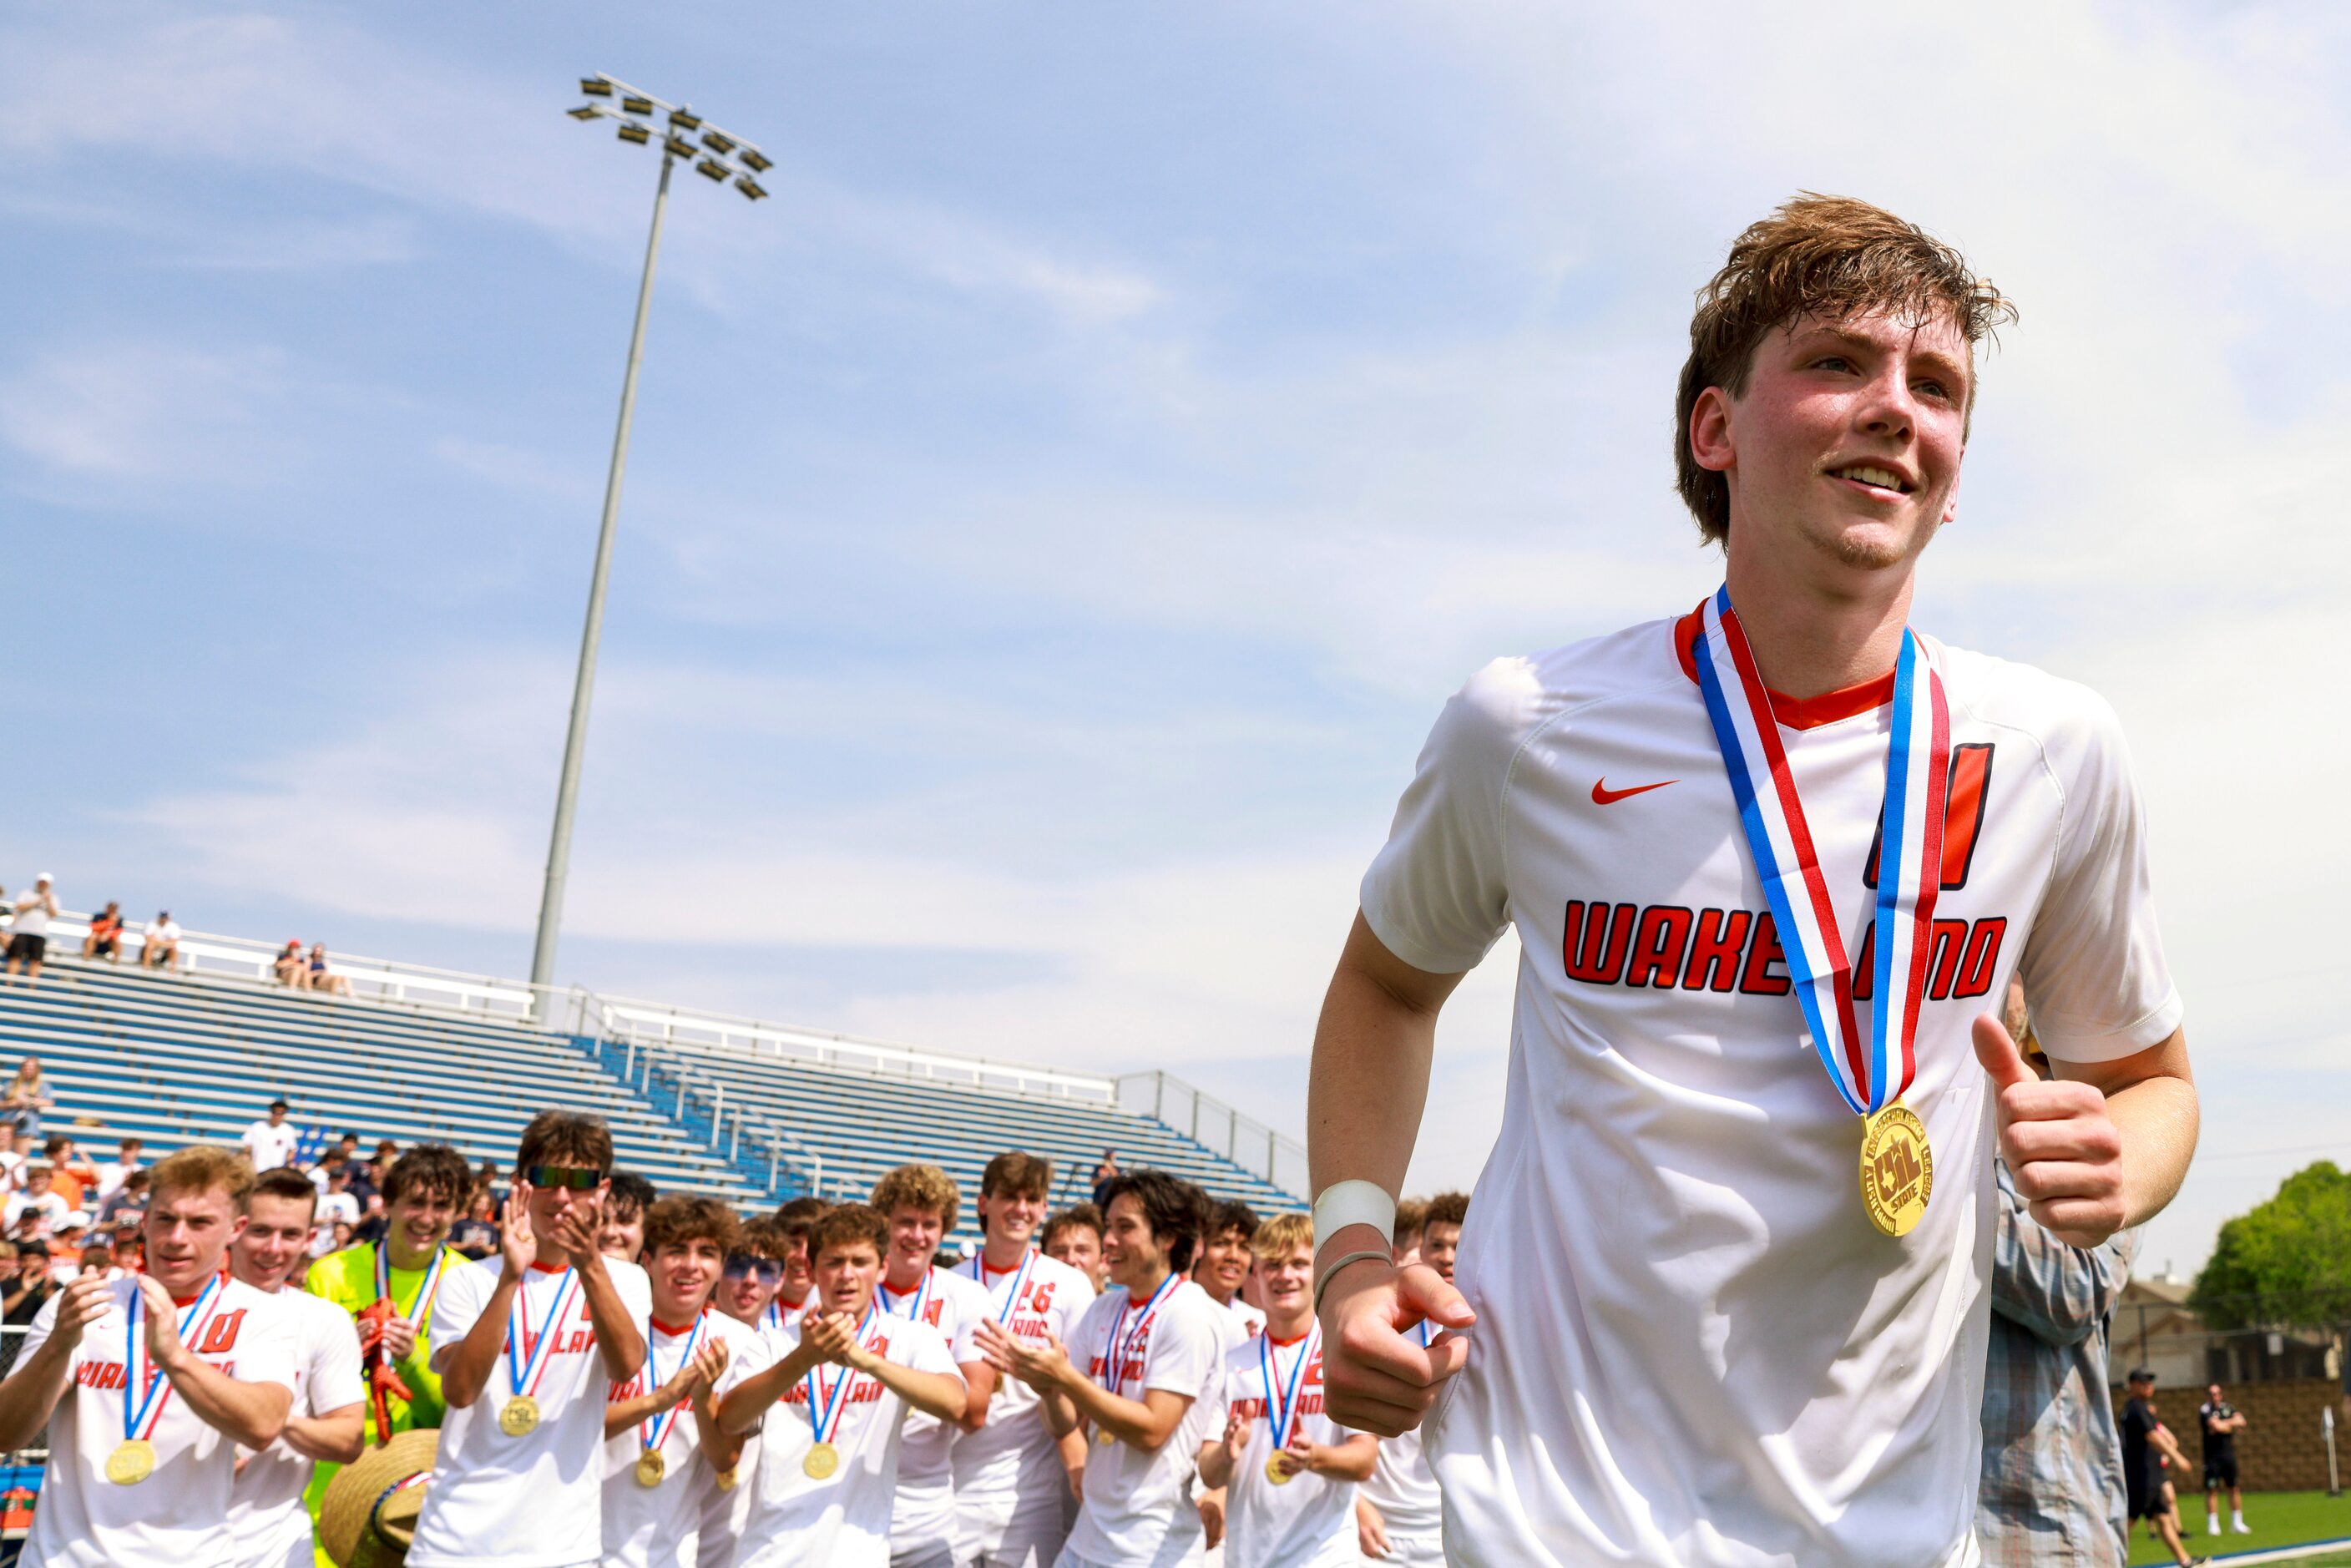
0;1145;300;1566
3;1057;53;1141
44;1135;99;1212
240;1097;301;1173
960;1151;1098;1568
94;1136;144;1202
1043;1202;1108;1292
2;1242;55;1332
5;1165;68;1237
870;1164;998;1568
98;1168;149;1230
302;1140;472;1545
447;1195;498;1260
717;1202;968;1568
772;1196;830;1330
1090;1150;1121;1209
0;1128;28;1193
140;909;182;971
4;874;58;984
407;1110;650;1568
229;1166;367;1568
48;1214;88;1270
599;1195;748;1567
273;939;308;989
705;1214;793;1565
1390;1196;1428;1267
80;900;125;963
600;1171;658;1263
307;942;354;999
1192;1197;1266;1340
316;1161;362;1232
60;1232;121;1287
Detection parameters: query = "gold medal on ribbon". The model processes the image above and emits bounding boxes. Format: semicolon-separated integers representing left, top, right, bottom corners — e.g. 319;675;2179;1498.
106;1439;156;1485
1266;1454;1294;1486
1095;1428;1115;1447
498;1395;540;1437
715;1466;740;1491
1858;1102;1933;1237
802;1440;841;1479
635;1450;666;1487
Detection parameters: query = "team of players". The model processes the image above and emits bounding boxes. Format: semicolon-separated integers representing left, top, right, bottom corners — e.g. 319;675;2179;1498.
0;1109;1462;1568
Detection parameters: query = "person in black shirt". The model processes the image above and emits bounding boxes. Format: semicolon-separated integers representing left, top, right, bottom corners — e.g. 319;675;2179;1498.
2199;1382;2250;1536
2121;1370;2207;1567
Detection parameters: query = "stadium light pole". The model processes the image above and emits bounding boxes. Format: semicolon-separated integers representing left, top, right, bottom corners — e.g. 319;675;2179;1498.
530;74;771;1014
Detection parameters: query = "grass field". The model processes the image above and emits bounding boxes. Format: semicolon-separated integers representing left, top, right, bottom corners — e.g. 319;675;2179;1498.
2125;1491;2351;1565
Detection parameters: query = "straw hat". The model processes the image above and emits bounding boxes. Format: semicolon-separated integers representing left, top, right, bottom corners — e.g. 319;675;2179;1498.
318;1428;438;1568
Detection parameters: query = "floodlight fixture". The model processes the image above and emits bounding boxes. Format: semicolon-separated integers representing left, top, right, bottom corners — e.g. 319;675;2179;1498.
620;94;654;115
694;158;729;182
580;77;612;97
701;129;737;155
669;109;702;131
736;176;767;201
616;121;650;145
739;147;771;173
568;104;602;121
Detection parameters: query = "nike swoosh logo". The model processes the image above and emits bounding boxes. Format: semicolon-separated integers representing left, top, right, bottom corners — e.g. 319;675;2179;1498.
1591;777;1676;805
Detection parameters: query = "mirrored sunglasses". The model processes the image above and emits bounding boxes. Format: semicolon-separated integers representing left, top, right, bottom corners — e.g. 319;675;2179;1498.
524;1165;605;1191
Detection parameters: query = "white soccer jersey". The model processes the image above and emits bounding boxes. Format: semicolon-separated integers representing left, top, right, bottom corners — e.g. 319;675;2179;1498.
410;1257;654;1568
1063;1278;1227;1567
948;1250;1095;1566
1359;608;2182;1568
230;1287;366;1568
601;1309;756;1568
1216;1292;1267;1346
735;1313;959;1568
1219;1329;1358;1568
20;1274;297;1568
872;1264;990;1559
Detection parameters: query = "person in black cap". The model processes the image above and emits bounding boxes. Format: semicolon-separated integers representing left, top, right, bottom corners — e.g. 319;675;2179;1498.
2121;1370;2207;1567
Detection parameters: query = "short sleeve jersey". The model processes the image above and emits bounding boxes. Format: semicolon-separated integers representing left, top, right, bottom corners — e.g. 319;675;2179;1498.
948;1250;1096;1561
408;1257;654;1568
735;1313;959;1568
228;1287;366;1568
20;1275;297;1568
240;1122;301;1174
872;1265;991;1551
1221;1329;1360;1568
1062;1279;1226;1565
599;1309;756;1568
1359;609;2181;1568
2199;1401;2237;1461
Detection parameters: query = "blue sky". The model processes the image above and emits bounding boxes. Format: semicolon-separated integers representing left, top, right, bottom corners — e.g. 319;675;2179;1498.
6;1;2348;1274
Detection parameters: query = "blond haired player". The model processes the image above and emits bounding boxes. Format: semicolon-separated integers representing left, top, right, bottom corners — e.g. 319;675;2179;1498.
409;1110;650;1568
0;1145;299;1567
1352;1192;1463;1568
958;1151;1097;1568
869;1162;996;1567
600;1196;751;1568
718;1202;968;1568
1309;195;2201;1567
228;1166;367;1568
1198;1212;1375;1568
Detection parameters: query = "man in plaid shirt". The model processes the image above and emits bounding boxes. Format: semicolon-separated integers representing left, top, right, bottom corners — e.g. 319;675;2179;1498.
1975;1153;2144;1567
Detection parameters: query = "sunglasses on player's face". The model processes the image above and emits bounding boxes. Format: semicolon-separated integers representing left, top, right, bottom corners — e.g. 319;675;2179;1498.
722;1255;782;1285
524;1166;606;1191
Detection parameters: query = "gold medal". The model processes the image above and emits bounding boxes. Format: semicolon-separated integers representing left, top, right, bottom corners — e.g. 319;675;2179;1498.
1095;1428;1115;1447
498;1395;540;1437
1858;1102;1933;1237
105;1439;156;1485
715;1466;740;1491
635;1450;666;1487
803;1439;841;1479
1266;1454;1294;1486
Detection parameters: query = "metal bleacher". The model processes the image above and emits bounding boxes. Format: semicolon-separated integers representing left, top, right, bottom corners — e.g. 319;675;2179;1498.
0;913;1306;1226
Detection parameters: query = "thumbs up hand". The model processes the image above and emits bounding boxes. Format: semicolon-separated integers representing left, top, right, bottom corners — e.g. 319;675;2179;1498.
1974;1013;2126;1248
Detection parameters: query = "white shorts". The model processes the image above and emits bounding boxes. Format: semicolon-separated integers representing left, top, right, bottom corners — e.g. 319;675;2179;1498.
1054;1539;1206;1568
1368;1533;1446;1568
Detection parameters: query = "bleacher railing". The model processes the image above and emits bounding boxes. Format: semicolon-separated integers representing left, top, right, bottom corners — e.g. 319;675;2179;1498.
1116;1072;1307;1198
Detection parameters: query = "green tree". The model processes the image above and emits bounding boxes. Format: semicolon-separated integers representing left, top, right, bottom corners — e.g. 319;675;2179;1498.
2192;1161;2351;1330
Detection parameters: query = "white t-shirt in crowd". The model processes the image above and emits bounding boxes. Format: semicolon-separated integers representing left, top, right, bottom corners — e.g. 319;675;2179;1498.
11;892;51;938
735;1311;960;1568
409;1256;654;1568
1063;1276;1226;1567
229;1287;367;1568
148;918;181;947
1220;1328;1358;1568
600;1308;755;1568
19;1273;297;1568
239;1121;301;1174
1359;608;2182;1568
6;1190;68;1233
872;1264;991;1558
92;1161;139;1201
948;1249;1096;1565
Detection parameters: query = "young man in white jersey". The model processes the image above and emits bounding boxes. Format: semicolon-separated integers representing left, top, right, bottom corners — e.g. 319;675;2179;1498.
410;1110;651;1568
602;1196;751;1568
0;1145;299;1568
774;1197;829;1328
717;1201;968;1568
600;1171;658;1264
959;1152;1099;1568
1352;1191;1462;1568
1199;1211;1374;1568
1044;1205;1109;1293
701;1214;794;1568
1308;195;2201;1568
1191;1200;1267;1343
989;1170;1226;1568
228;1166;366;1568
868;1162;996;1568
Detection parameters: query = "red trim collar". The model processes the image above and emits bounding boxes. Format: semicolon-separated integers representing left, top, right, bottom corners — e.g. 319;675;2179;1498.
650;1313;700;1337
1673;603;1894;731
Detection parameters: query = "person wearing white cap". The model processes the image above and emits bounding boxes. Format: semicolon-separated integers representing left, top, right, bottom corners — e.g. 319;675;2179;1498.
5;875;58;984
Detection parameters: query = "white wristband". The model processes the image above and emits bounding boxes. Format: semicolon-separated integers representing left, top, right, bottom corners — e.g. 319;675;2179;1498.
1312;1180;1398;1252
